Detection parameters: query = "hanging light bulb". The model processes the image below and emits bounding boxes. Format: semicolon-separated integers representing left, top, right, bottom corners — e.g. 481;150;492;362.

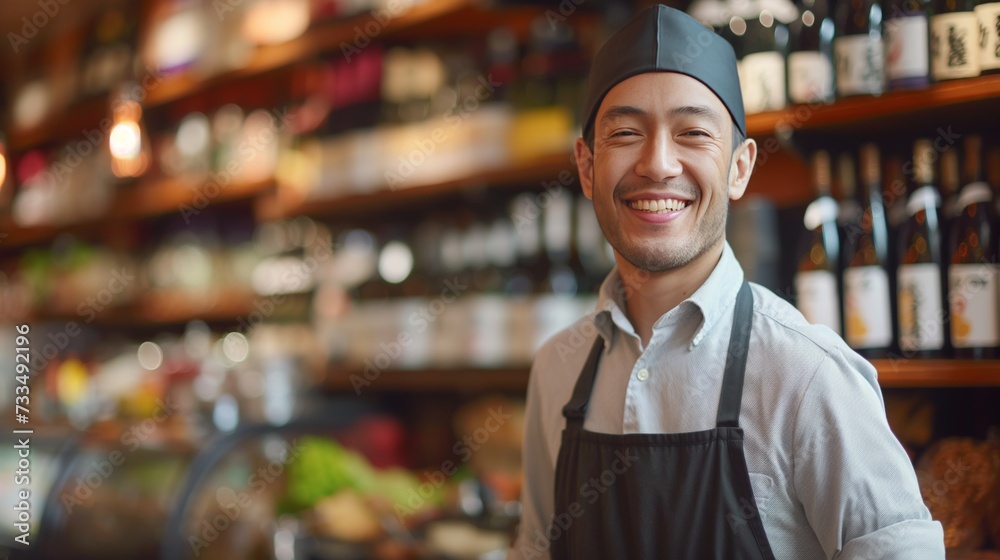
0;135;7;194
108;82;151;178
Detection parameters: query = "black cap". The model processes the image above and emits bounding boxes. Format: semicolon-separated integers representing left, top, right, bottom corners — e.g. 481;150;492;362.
581;4;745;139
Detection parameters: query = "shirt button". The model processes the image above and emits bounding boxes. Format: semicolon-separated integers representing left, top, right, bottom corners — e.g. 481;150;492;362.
636;368;650;381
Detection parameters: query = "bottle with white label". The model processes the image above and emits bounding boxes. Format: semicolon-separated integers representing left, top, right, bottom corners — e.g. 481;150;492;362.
931;0;981;80
842;146;895;356
948;135;999;358
795;151;842;334
788;0;836;103
976;0;1000;74
834;0;886;96
884;0;932;89
741;10;792;113
897;139;948;357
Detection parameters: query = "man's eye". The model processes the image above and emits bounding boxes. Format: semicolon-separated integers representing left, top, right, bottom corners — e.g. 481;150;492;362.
610;130;636;138
683;130;709;137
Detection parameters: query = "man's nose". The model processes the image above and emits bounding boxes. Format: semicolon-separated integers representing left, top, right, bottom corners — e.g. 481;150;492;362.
634;132;683;182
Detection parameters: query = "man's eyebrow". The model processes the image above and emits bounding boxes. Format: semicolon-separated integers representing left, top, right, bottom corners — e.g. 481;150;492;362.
669;105;723;126
599;105;647;125
600;104;723;127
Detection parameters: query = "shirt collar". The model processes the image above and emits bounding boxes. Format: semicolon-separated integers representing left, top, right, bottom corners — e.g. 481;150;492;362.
592;241;745;351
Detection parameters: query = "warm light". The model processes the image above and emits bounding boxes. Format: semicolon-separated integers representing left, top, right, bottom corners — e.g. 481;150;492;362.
109;87;151;178
110;121;142;159
242;0;310;45
0;140;7;190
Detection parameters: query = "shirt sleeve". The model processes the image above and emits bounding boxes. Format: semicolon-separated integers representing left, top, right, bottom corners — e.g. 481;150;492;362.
792;350;945;560
507;359;555;560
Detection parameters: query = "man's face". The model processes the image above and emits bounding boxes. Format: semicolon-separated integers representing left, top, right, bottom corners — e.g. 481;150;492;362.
575;72;755;273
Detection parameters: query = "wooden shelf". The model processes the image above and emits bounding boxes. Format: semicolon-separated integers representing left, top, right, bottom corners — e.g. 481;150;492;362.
746;74;1000;138
28;288;259;326
324;359;1000;393
258;150;577;221
873;360;1000;388
0;176;273;249
323;367;531;393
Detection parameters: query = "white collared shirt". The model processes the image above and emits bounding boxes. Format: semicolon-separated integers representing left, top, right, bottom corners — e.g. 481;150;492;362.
508;241;944;560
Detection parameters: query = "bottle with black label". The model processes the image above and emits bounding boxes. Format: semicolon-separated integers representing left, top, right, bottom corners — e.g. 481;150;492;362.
788;0;836;102
931;0;981;80
976;0;1000;74
796;151;842;333
843;146;895;356
834;0;886;96
884;0;932;89
948;135;999;357
897;139;948;357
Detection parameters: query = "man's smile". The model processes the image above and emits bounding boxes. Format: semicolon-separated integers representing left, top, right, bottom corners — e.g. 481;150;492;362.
627;198;690;213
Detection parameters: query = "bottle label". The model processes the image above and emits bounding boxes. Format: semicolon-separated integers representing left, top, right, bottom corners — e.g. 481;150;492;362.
795;270;842;334
834;35;885;96
885;16;930;80
788;51;835;103
844;266;894;348
956;181;993;210
740;51;786;113
898;263;945;351
931;12;981;79
975;2;1000;71
949;264;1000;347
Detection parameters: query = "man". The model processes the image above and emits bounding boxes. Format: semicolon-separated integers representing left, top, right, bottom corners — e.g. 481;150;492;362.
507;5;944;560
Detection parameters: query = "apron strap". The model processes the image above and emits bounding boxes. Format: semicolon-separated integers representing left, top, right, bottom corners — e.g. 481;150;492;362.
715;281;754;428
561;335;604;426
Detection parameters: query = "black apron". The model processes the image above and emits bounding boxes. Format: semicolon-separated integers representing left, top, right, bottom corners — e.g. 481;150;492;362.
551;281;775;560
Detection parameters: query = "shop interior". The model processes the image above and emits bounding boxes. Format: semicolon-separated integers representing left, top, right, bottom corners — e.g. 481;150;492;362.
0;0;999;557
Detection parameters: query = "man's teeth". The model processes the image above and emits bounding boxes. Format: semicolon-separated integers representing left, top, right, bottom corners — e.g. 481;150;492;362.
629;199;689;212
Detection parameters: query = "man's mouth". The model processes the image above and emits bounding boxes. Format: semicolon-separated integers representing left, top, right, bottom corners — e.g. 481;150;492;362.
627;198;690;213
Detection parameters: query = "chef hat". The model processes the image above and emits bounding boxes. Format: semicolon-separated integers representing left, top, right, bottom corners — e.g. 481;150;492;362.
581;4;746;140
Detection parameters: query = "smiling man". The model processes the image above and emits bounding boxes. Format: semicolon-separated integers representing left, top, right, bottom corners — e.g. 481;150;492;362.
507;5;944;560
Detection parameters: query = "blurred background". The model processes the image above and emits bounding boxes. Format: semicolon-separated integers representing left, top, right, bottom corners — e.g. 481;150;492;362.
0;0;998;557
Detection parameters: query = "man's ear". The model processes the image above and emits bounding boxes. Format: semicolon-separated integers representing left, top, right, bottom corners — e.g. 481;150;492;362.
574;137;595;200
728;138;756;201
